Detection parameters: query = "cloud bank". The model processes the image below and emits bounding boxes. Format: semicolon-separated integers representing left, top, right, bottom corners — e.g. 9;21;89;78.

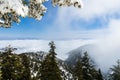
0;39;95;59
94;19;120;72
44;0;120;40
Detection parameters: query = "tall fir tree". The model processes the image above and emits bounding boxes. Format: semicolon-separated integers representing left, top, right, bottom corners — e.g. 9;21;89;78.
108;60;120;80
0;45;24;80
19;54;31;80
74;59;84;80
81;52;104;80
96;69;103;80
81;52;93;80
0;52;3;80
40;41;62;80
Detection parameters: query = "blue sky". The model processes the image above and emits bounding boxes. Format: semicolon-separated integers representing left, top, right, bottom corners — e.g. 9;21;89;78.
0;1;57;39
0;0;120;40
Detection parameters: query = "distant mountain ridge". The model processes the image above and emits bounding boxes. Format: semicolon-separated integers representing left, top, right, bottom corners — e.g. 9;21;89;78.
0;37;40;40
0;43;105;79
65;44;99;69
21;44;100;79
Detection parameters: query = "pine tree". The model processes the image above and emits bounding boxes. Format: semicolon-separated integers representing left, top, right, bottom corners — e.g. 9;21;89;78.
0;45;24;80
0;52;2;80
108;60;120;80
19;54;31;80
96;69;103;80
81;52;104;80
40;41;62;80
74;59;84;80
81;52;92;80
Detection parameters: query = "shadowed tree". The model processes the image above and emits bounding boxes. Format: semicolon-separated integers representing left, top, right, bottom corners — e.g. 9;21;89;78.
108;60;120;80
96;69;103;80
74;59;84;80
40;41;62;80
0;45;25;80
81;52;93;80
19;54;31;80
81;52;103;80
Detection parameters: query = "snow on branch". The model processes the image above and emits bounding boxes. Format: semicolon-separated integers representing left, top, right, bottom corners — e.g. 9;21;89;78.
0;0;83;28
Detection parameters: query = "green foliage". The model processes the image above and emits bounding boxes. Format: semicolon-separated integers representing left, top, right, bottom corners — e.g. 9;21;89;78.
81;52;93;80
73;52;103;80
0;46;25;80
40;41;62;80
74;59;84;80
96;69;103;80
0;44;104;80
109;60;120;80
19;54;31;80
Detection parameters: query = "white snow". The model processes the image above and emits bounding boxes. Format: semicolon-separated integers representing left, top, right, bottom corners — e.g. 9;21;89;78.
0;19;4;23
0;0;28;17
0;0;83;27
52;0;83;8
60;66;73;80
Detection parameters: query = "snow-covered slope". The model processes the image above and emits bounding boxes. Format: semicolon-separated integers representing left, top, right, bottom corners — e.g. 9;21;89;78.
65;44;113;73
22;51;74;80
0;39;118;73
66;44;98;65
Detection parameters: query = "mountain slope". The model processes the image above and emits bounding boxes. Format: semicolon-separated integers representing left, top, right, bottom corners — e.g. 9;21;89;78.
21;51;74;80
65;44;97;65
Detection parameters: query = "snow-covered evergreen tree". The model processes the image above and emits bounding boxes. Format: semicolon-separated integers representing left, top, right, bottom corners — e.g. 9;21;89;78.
0;45;25;80
0;0;83;28
19;54;31;80
74;59;84;80
108;60;120;80
96;69;103;80
81;52;103;80
40;41;62;80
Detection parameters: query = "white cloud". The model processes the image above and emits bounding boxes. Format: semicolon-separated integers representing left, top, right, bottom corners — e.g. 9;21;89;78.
93;19;120;71
56;0;120;21
0;39;95;59
41;29;108;40
0;40;49;54
78;0;120;19
43;0;120;40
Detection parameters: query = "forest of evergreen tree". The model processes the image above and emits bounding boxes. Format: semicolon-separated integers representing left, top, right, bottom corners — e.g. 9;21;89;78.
0;41;119;80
